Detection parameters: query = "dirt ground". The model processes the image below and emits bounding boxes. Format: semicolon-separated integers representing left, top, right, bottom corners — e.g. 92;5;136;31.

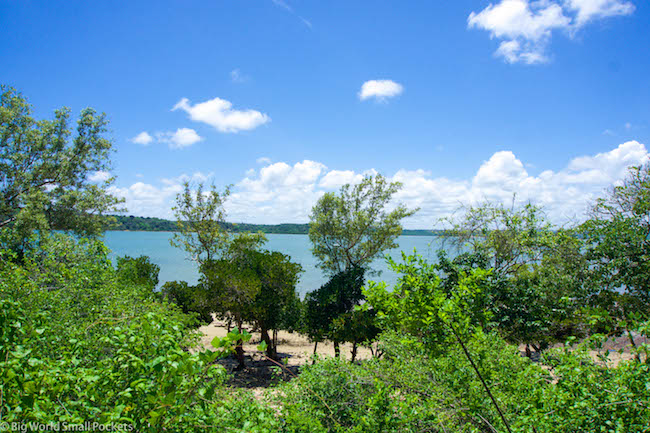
197;319;373;389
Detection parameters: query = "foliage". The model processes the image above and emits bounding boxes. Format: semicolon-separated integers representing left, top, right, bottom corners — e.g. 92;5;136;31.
116;255;160;291
365;252;492;355
308;174;417;276
0;231;288;431
279;332;548;433
580;164;650;330
160;280;213;325
441;203;588;351
0;85;122;254
515;335;650;432
201;234;303;359
304;266;366;356
109;215;441;236
170;181;231;264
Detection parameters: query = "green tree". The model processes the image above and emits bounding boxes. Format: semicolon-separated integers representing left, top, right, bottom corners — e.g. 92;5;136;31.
160;280;214;325
116;255;160;291
0;85;122;253
442;203;588;354
201;233;302;361
309;174;417;276
580;164;650;337
170;181;231;264
305;266;366;357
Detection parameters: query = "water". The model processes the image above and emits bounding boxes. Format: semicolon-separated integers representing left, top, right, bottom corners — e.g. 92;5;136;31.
103;231;444;296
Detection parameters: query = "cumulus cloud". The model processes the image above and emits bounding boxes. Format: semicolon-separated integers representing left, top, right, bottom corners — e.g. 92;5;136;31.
109;172;213;219
468;0;634;64
359;80;404;102
566;0;635;26
131;131;153;145
111;141;648;228
319;170;364;189
156;128;203;149
173;97;270;133
88;171;111;183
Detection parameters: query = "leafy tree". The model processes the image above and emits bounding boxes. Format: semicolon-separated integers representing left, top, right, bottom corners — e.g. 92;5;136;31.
170;181;231;264
309;174;417;276
441;203;588;354
305;266;366;357
580;164;650;339
307;175;415;357
116;255;160;291
160;280;213;325
0;85;122;253
249;250;303;359
330;308;381;361
201;234;302;362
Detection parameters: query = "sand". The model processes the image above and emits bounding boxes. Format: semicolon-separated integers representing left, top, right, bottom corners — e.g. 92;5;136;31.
198;319;373;365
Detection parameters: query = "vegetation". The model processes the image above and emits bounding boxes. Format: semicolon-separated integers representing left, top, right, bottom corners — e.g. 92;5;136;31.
4;88;650;432
304;266;369;359
108;214;439;236
0;86;123;255
170;181;231;264
440;203;588;355
305;175;416;357
308;174;418;275
201;236;303;362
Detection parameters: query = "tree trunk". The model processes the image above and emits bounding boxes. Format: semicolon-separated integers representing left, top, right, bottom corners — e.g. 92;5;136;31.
273;329;278;357
312;341;318;364
334;341;340;358
351;341;358;362
260;326;277;360
234;319;245;369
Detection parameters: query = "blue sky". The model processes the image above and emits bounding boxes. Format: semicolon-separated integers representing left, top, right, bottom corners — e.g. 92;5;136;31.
2;0;649;228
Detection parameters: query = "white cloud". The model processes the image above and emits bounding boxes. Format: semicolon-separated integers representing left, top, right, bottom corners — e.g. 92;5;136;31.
173;97;270;133
257;156;272;165
88;171;111;183
468;0;634;64
359;80;404;102
131;131;153;145
566;0;635;26
111;142;648;228
157;128;203;149
319;170;364;189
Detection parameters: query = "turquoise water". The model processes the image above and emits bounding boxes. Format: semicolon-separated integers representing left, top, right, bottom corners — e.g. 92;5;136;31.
103;231;444;296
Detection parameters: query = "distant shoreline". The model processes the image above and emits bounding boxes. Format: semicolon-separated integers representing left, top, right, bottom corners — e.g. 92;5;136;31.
106;215;441;236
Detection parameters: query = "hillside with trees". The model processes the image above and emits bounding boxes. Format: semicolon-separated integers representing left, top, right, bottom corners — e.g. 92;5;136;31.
108;214;438;236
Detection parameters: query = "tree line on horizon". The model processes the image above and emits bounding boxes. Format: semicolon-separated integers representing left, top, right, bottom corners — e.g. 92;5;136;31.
107;214;438;236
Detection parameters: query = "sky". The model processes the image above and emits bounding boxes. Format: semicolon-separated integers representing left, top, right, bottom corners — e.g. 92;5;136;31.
1;0;649;229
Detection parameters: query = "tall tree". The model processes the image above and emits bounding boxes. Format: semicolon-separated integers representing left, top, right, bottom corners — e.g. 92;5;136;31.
580;164;650;334
307;175;416;357
170;182;231;264
304;266;366;357
309;174;417;275
0;85;122;251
